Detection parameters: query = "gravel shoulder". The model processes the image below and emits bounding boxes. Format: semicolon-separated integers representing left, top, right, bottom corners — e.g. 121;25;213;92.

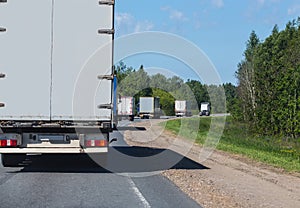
124;119;300;208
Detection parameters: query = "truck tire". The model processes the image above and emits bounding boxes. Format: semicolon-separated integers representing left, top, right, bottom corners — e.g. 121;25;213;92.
129;115;134;121
1;154;26;167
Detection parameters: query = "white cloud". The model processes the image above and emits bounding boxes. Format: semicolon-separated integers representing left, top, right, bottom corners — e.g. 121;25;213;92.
256;0;265;6
115;13;154;34
211;0;224;8
160;6;188;22
288;5;300;15
170;10;186;21
245;0;283;24
116;13;134;28
134;21;154;33
256;0;282;7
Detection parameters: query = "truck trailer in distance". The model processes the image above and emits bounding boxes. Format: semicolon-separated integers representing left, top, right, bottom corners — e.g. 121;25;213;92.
139;97;161;119
117;96;135;121
199;102;211;116
175;100;192;117
0;1;115;167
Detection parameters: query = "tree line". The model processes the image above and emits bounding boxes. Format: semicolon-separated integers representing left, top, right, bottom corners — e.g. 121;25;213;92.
115;62;235;116
234;18;300;139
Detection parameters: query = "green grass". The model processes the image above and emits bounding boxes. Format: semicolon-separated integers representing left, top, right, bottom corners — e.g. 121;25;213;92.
163;116;300;173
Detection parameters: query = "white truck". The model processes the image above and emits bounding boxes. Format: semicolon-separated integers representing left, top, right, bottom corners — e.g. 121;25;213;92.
117;96;135;121
0;0;115;167
175;100;192;117
199;102;211;116
139;97;161;119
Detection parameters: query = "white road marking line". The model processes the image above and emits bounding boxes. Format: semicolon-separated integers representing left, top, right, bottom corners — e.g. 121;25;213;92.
128;178;151;208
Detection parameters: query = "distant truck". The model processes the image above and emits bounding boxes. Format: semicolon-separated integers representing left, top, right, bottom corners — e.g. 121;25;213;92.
175;100;192;117
199;102;211;116
139;97;161;119
117;96;135;121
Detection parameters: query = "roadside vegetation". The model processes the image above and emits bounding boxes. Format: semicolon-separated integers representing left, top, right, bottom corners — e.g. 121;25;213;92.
233;18;300;140
164;116;300;173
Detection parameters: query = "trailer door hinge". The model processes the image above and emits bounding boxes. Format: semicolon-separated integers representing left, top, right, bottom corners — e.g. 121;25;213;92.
0;103;5;108
0;27;6;32
99;0;114;6
98;74;114;80
98;29;114;35
0;0;7;3
98;104;113;109
0;73;5;78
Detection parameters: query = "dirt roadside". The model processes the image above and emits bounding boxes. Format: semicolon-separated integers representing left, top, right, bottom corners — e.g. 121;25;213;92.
123;119;300;208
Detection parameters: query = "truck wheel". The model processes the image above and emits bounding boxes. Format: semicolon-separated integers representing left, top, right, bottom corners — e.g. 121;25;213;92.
129;115;134;121
1;154;26;167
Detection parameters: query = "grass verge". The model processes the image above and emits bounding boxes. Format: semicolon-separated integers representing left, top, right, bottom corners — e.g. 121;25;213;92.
163;116;300;173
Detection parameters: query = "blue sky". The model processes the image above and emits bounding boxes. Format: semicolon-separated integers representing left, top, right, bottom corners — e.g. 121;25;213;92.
115;0;300;84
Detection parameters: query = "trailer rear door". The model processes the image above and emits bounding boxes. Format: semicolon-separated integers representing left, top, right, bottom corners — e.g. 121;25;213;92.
0;1;51;120
51;0;113;121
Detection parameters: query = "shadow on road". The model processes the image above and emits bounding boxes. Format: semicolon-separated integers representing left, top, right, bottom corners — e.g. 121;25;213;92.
116;126;147;131
16;146;209;173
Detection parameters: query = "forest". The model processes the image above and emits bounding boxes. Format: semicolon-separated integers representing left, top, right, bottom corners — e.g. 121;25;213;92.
235;18;300;140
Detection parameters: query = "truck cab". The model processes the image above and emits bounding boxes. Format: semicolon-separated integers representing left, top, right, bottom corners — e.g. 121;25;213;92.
199;102;211;116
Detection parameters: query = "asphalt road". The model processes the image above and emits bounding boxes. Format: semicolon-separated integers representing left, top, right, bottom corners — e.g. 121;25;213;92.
0;120;202;208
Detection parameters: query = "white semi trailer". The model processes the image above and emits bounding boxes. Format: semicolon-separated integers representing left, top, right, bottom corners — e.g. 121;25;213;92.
139;97;160;119
118;96;135;121
175;100;192;117
0;0;115;167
